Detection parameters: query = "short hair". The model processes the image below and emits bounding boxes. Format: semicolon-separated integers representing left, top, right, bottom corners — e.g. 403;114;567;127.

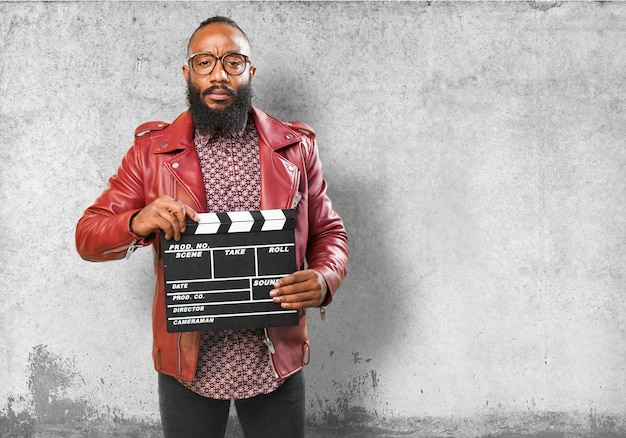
187;16;250;53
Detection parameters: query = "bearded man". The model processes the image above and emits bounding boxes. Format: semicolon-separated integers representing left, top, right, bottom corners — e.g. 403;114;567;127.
75;16;348;438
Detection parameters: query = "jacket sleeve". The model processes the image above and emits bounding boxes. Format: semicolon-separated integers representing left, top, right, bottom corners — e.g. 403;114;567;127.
301;135;349;306
75;141;154;262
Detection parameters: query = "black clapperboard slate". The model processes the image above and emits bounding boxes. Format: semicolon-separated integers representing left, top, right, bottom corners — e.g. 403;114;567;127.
161;209;299;332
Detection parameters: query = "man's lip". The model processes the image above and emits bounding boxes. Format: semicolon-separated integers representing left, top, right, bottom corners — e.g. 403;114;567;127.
204;88;234;101
207;92;230;101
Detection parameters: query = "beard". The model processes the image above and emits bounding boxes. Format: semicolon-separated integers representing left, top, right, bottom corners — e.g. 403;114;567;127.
187;81;253;136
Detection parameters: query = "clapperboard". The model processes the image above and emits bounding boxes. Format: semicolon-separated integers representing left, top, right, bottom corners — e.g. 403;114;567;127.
161;209;299;332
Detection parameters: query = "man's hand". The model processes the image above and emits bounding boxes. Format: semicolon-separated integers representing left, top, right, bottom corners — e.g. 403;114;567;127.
130;197;199;241
270;269;328;310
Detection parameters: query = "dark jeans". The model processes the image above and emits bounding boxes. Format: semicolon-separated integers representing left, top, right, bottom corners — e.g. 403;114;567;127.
158;372;305;438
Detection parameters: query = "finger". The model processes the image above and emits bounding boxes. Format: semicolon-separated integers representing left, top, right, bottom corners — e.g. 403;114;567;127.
172;199;199;223
160;209;184;241
272;275;292;289
273;271;310;288
270;280;310;298
270;280;324;308
277;290;319;303
280;302;316;310
170;205;187;234
157;216;176;241
278;294;319;309
271;281;321;307
186;206;199;222
168;198;196;237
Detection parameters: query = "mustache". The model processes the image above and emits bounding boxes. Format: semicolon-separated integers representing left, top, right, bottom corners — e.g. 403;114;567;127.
203;85;236;96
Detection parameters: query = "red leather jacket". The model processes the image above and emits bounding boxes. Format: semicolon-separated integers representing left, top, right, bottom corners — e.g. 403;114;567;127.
76;108;348;381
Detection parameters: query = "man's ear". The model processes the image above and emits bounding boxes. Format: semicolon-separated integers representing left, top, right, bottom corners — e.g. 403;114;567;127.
249;65;256;79
182;64;190;82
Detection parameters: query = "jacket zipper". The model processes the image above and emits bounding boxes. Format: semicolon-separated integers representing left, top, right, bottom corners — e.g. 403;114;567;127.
101;239;138;259
261;167;300;378
290;169;301;209
263;328;279;379
177;333;183;377
288;169;325;319
172;176;185;378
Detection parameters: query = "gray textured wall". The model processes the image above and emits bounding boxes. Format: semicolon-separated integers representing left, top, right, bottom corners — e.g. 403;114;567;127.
1;1;625;437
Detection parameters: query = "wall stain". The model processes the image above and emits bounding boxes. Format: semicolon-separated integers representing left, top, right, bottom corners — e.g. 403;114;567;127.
3;345;626;437
528;1;562;11
310;365;381;428
28;344;91;423
0;395;35;438
370;369;378;390
1;345;162;437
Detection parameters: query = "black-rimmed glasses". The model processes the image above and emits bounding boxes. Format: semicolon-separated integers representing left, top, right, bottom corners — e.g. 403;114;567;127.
187;52;250;76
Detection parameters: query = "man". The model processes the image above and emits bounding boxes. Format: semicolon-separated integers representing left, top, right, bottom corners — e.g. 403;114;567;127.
75;16;348;438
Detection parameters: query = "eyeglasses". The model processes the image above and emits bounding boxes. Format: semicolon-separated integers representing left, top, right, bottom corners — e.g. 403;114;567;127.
187;52;250;76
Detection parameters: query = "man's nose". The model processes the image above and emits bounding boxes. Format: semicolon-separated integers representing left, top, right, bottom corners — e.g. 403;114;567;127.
208;59;229;81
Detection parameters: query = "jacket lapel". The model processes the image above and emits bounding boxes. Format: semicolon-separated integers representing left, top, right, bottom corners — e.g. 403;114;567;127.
153;112;206;212
251;108;302;210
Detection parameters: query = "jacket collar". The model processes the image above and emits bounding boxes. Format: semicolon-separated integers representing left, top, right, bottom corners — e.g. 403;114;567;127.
249;107;303;151
152;111;194;154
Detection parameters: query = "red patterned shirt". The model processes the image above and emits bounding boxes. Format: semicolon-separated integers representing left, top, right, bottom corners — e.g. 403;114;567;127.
179;119;283;399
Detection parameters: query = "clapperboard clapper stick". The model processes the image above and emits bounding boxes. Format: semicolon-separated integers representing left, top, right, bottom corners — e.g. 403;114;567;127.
161;209;299;332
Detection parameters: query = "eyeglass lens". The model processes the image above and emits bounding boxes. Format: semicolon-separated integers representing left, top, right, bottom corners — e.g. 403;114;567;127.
191;53;247;76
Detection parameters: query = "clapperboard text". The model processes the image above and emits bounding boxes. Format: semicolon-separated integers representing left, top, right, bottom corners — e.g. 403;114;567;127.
161;209;299;332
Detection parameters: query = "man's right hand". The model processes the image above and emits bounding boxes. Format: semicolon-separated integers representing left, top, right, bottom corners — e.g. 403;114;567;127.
130;196;199;241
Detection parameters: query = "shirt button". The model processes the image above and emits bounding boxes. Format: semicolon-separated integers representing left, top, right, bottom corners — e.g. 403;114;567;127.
161;142;168;148
288;165;295;172
172;162;179;169
285;134;293;140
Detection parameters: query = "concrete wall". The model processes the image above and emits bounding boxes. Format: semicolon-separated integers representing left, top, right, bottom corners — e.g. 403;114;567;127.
1;1;625;436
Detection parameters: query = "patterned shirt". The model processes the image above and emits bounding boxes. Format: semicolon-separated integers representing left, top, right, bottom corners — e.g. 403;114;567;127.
179;118;283;399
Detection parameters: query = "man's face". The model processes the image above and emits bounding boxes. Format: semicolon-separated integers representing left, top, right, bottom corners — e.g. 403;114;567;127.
183;23;256;111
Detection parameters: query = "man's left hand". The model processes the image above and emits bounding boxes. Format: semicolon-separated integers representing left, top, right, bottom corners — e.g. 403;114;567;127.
270;269;327;310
